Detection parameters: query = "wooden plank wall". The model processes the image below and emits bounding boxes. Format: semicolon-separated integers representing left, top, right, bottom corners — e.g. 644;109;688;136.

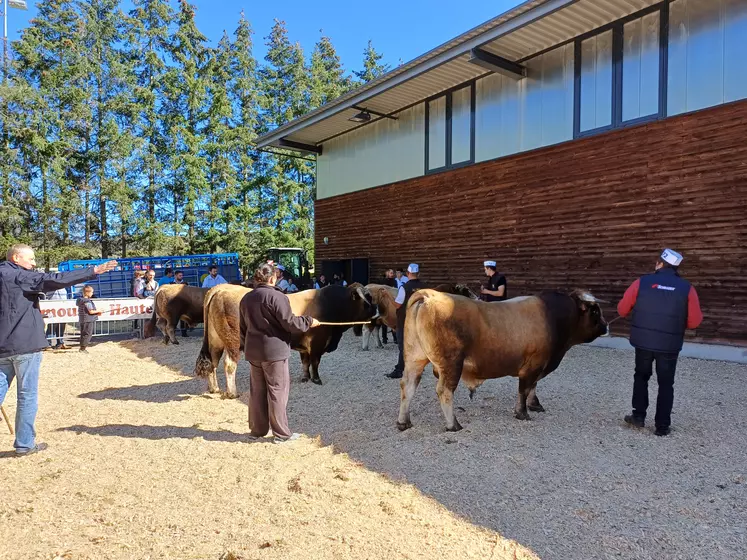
315;101;747;345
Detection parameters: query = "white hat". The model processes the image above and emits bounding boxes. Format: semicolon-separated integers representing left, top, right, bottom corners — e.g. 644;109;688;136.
277;264;285;271
484;260;496;267
660;248;683;266
407;263;419;274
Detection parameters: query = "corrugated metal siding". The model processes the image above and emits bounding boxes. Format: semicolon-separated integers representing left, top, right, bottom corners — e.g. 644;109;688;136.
316;104;425;199
315;100;747;345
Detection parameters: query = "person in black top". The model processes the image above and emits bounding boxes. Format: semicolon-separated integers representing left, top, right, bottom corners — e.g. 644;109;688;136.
386;264;425;379
481;260;507;302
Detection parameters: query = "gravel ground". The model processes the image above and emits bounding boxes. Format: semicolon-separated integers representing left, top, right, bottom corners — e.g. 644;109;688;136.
1;332;745;560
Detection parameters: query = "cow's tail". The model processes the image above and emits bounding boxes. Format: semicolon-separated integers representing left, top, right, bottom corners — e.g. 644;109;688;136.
194;288;218;378
143;296;158;338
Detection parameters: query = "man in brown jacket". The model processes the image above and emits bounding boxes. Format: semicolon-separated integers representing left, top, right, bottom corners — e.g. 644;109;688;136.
241;263;320;443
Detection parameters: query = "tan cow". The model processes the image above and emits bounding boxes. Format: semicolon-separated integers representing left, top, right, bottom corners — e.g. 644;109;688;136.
397;289;609;432
144;284;209;344
195;283;377;397
357;284;398;350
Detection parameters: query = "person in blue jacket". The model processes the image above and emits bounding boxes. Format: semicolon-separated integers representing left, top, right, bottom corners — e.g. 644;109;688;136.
0;244;117;455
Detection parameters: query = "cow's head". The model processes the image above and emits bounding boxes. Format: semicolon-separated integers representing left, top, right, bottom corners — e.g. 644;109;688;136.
347;284;378;322
570;291;609;342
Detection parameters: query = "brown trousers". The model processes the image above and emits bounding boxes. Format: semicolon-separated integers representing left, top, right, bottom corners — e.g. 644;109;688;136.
248;359;291;439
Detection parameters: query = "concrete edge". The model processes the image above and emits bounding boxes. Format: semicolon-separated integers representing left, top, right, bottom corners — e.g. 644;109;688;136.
585;336;747;364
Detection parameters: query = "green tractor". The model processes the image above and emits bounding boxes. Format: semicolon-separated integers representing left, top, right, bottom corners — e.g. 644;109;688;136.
266;247;313;289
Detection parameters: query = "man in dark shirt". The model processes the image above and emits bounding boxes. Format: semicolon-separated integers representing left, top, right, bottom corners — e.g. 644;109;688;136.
481;260;508;302
381;268;397;344
0;244;116;455
241;263;320;444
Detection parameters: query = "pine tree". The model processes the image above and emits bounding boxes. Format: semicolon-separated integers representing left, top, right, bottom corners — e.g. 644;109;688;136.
308;33;351;109
79;0;140;258
128;0;175;255
162;0;210;254
258;20;311;255
11;0;89;267
225;12;259;266
201;32;237;254
354;40;390;83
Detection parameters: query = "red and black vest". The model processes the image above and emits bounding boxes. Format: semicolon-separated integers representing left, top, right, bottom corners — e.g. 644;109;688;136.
630;268;691;353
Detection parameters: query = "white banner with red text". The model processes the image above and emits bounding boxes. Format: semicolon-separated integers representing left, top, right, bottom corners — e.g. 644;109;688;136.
40;298;154;324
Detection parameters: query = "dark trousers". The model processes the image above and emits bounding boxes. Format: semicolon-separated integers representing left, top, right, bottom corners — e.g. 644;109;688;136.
393;319;405;374
179;320;188;337
381;324;388;343
632;348;679;428
248;359;292;439
79;322;95;349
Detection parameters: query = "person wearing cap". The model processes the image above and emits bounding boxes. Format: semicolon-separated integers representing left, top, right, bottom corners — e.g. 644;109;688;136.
480;260;508;302
617;249;703;436
386;263;426;379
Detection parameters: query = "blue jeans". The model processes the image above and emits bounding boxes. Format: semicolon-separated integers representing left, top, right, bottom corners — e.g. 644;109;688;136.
0;352;43;452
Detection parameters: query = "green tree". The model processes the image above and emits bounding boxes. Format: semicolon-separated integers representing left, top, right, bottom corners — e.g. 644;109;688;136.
224;11;260;267
127;0;175;255
79;0;140;258
162;0;210;253
11;0;89;267
354;40;390;83
308;33;351;109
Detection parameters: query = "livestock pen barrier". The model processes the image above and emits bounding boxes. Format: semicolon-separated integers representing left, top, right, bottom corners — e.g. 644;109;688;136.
39;297;176;343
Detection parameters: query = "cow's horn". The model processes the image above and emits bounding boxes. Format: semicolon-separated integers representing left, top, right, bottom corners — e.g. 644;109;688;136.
355;286;367;301
579;292;609;304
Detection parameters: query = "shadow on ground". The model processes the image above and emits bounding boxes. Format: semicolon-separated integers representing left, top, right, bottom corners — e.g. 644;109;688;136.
57;423;247;443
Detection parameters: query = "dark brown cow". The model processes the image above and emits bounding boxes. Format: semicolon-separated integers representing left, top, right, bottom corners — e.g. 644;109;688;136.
144;284;208;344
397;290;609;432
194;283;377;397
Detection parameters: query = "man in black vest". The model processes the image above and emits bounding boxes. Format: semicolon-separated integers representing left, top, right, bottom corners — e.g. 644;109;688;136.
386;263;425;379
617;249;703;436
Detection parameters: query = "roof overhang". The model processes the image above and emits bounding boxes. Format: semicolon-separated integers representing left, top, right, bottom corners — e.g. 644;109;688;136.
256;0;660;152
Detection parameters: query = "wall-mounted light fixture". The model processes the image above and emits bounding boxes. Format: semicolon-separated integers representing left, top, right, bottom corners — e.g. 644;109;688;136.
348;110;371;123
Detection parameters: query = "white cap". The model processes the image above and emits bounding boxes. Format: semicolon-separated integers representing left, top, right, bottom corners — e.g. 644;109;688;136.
407;263;419;274
660;248;683;266
484;260;496;267
277;264;285;271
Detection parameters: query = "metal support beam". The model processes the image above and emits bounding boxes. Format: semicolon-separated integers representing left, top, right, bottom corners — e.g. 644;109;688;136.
468;48;526;79
277;138;323;155
351;106;399;120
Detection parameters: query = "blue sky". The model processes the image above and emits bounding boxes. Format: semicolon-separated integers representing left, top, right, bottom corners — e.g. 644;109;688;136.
7;0;521;74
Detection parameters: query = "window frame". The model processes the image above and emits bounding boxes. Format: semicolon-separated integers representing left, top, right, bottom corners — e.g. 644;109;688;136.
424;81;476;174
573;2;669;138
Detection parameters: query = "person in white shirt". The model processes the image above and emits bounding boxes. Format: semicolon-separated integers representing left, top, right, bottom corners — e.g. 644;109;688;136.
275;265;290;293
395;268;409;289
201;265;227;288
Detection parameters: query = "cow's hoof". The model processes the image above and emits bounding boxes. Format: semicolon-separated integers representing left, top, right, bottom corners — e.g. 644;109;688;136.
528;403;545;412
514;411;532;421
311;378;323;386
172;339;180;345
445;421;463;432
301;377;310;383
207;389;221;395
221;392;239;400
396;420;412;431
361;347;369;352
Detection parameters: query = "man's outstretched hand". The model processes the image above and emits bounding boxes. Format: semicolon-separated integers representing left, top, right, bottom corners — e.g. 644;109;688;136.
94;260;118;275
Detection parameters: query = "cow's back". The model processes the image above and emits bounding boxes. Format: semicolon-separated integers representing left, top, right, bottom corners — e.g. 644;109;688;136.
409;291;553;380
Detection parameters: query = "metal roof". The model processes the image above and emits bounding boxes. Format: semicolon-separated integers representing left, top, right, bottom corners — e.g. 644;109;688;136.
256;0;659;151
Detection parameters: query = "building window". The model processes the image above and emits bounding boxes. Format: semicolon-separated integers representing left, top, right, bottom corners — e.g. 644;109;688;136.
574;6;666;137
425;83;475;173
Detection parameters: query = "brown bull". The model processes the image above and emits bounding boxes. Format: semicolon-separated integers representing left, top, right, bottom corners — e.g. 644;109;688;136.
397;289;608;432
355;283;480;350
144;284;209;344
194;283;377;397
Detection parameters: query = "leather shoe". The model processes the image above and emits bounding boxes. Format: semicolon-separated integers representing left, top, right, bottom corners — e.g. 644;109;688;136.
624;414;645;428
385;371;403;379
655;426;670;437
